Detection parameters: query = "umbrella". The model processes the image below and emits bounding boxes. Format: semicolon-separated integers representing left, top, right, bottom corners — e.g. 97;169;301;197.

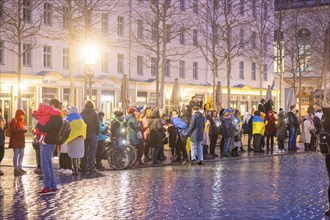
286;87;296;111
170;78;181;111
120;74;129;112
265;85;272;102
215;81;223;111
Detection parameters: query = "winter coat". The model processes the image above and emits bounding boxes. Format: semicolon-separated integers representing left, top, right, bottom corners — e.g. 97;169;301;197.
181;110;190;126
220;115;233;138
252;114;265;135
276;113;286;141
287;111;299;128
258;103;265;113
265;113;277;136
80;108;99;137
167;125;177;148
148;110;164;148
98;120;108;141
110;117;126;141
203;119;210;145
9;109;27;148
142;116;150;141
38;115;63;145
126;114;140;146
313;112;322;133
172;116;189;135
188;111;205;142
33;104;61;126
210;116;221;136
302;117;315;144
65;113;87;144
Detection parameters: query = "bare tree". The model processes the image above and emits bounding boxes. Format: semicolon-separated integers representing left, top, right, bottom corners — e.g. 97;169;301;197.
245;0;274;99
129;0;194;108
51;0;120;106
0;0;44;108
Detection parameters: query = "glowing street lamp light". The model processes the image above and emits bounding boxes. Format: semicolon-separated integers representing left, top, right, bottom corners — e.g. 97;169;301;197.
83;43;98;100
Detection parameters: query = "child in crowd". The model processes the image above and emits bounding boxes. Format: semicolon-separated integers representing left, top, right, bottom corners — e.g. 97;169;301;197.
32;98;62;143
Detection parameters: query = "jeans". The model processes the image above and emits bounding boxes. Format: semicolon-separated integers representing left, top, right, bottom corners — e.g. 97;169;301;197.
288;127;297;150
152;147;160;162
13;148;24;170
223;137;231;155
191;141;203;161
40;143;57;189
81;135;98;171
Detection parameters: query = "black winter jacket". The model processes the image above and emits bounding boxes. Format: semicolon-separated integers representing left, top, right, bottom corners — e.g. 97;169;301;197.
38;115;63;145
287;111;299;128
81;108;100;136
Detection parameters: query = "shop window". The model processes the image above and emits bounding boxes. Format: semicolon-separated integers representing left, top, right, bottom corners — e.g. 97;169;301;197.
42;87;58;99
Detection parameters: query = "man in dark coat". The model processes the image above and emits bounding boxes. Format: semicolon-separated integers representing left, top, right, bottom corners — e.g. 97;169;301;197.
187;106;205;165
287;105;299;151
148;109;164;164
258;99;266;113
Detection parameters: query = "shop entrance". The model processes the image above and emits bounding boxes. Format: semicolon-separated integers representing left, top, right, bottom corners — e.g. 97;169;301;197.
101;90;115;120
22;99;34;132
0;99;11;123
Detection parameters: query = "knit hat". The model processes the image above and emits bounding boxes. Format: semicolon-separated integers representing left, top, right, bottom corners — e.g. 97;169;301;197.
114;111;124;117
128;107;136;114
224;108;231;113
69;106;78;114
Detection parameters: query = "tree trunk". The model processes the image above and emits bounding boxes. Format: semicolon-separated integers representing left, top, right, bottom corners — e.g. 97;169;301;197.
226;57;231;108
212;61;216;111
17;39;22;109
259;64;263;99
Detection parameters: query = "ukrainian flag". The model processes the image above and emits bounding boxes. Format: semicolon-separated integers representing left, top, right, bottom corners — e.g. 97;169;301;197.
252;115;265;135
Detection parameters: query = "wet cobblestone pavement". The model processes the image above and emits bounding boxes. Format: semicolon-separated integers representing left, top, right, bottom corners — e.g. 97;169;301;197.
1;149;329;219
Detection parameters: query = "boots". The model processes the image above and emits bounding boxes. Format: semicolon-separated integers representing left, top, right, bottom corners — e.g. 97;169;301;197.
72;159;79;176
231;147;241;157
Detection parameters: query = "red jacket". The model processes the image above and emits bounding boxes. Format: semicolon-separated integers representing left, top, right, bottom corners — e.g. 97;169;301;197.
9;109;27;148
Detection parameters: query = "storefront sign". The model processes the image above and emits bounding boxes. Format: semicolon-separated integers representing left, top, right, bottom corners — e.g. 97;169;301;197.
42;79;59;85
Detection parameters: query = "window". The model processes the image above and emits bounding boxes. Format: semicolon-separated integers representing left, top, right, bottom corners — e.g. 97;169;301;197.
251;62;256;80
151;57;156;76
179;60;185;78
227;0;232;13
239;61;244;79
263;64;267;81
166;24;171;43
43;46;52;68
251;31;256;49
193;0;198;14
180;27;185;45
137;19;143;39
193;29;198;46
22;43;32;66
0;41;4;65
193;62;198;79
137;56;144;75
44;2;53;26
165;59;171;77
239;29;244;47
0;0;3;19
102;13;108;34
151;22;157;42
63;48;69;69
23;0;32;22
117;54;124;74
63;6;69;28
240;0;244;16
117;16;124;36
297;28;311;72
102;52;109;73
252;0;256;18
180;0;185;11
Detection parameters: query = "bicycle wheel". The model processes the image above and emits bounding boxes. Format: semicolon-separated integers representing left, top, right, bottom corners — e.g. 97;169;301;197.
124;145;137;167
108;146;130;170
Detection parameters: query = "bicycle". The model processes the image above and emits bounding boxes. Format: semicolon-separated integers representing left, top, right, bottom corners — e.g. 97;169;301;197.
102;137;136;170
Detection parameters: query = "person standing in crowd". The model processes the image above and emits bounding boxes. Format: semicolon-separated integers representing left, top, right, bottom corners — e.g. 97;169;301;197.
302;113;315;151
171;110;189;164
276;110;287;153
265;110;277;152
231;110;242;156
322;107;330;216
9;109;27;176
243;108;255;152
0;108;6;176
258;98;266;113
135;110;145;165
209;110;220;158
37;98;63;195
203;115;211;157
111;111;126;142
59;109;72;174
80;100;100;173
66;106;86;176
95;112;107;170
252;111;265;153
220;108;233;157
142;107;151;163
126;107;141;165
165;117;176;161
187;106;205;165
148;109;164;164
188;96;198;115
287;105;299;152
314;109;323;149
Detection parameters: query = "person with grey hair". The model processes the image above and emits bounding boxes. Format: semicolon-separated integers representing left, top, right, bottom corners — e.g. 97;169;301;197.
66;106;86;176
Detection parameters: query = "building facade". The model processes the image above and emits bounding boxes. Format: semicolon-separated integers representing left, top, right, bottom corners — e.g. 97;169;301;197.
0;0;277;130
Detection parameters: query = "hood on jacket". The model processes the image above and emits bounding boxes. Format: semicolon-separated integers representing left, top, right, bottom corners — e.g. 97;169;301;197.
315;112;323;120
150;110;160;119
15;109;26;127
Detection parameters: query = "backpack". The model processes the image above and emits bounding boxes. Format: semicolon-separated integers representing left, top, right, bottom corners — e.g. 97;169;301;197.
55;120;71;145
320;130;330;155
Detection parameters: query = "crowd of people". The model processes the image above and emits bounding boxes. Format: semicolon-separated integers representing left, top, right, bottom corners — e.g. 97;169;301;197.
0;96;329;197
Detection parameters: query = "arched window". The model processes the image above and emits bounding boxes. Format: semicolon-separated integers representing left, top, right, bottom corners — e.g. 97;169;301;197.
297;28;311;72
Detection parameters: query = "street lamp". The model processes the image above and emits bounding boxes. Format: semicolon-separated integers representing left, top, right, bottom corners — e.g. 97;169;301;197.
83;43;98;100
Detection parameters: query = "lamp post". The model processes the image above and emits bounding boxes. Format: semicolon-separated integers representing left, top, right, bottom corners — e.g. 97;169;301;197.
83;43;98;101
